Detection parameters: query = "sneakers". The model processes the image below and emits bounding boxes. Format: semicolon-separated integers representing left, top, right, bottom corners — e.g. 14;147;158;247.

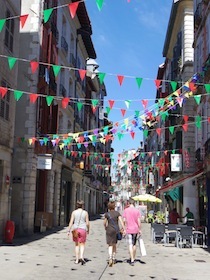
108;258;113;267
130;261;134;266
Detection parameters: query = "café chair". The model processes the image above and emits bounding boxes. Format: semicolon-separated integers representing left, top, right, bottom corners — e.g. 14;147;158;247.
177;226;193;248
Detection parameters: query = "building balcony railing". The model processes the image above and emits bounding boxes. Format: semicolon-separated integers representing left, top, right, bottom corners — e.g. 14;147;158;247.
61;36;68;54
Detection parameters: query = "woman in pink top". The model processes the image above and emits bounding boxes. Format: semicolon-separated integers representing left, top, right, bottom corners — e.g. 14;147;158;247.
123;198;141;266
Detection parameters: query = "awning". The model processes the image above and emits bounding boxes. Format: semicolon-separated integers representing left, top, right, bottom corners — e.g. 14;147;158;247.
157;169;204;195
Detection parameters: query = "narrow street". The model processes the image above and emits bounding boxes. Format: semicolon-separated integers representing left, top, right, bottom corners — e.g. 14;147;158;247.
1;216;210;280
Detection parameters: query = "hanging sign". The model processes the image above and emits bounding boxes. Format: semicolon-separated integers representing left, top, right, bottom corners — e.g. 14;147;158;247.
37;154;52;170
171;154;182;172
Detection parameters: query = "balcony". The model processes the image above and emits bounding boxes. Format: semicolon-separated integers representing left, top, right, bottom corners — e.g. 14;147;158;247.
59;84;67;97
61;36;68;54
69;53;76;67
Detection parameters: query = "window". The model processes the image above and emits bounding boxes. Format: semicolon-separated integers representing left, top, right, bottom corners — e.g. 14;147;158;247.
0;80;10;121
5;9;14;52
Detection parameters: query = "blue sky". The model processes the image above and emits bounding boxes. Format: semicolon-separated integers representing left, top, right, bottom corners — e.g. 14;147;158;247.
85;0;172;168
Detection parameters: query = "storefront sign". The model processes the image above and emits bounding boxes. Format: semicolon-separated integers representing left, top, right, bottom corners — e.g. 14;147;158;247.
171;154;182;172
37;154;52;170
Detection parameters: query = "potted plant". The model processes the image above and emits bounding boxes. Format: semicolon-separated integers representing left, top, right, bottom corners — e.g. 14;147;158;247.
156;211;165;224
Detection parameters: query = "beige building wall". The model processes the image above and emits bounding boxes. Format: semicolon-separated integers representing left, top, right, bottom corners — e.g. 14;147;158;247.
0;0;20;242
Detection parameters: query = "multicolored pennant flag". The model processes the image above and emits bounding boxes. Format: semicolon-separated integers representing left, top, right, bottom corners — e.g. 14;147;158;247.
62;97;70;109
79;69;86;81
68;2;79;18
46;96;54;106
108;100;115;109
0;87;8;98
0;19;6;32
98;72;106;84
194;95;201;105
117;75;124;86
96;0;104;11
30;61;39;74
136;77;143;89
8;57;17;70
29;93;38;103
14;90;23;101
19;14;29;28
43;8;53;23
77;102;83;111
52;65;61;77
170;81;177;91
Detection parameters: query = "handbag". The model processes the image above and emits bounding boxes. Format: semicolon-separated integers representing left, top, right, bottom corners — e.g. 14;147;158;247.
72;229;78;238
107;212;122;241
138;236;147;256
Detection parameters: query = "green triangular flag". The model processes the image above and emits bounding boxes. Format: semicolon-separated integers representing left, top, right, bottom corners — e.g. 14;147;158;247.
135;110;140;118
158;98;165;107
170;81;177;92
14;90;23;101
43;137;48;145
194;95;201;105
106;106;111;115
156;151;160;156
172;149;176;154
91;99;98;107
195;116;201;129
143;129;148;138
160;111;168;121
169;126;175;134
136;77;143;89
117;132;123;140
52;65;61;77
78;151;82;156
8;57;17;70
96;0;104;11
0;19;6;32
204;84;210;94
77;102;83;111
46;96;54;106
98;72;106;84
43;8;53;23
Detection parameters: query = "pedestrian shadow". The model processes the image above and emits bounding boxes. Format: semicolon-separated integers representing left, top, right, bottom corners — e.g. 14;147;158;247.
122;258;146;264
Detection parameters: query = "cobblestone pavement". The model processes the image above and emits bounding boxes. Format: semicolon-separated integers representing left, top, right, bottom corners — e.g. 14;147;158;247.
1;215;210;280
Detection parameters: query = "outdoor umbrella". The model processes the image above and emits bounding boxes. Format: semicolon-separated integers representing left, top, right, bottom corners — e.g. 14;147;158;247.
132;194;162;203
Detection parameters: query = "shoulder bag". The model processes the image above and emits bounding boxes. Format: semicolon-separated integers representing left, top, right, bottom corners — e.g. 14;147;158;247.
107;212;122;240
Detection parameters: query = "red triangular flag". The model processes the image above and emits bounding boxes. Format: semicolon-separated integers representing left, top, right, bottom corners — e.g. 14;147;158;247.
30;61;39;74
29;93;38;103
130;131;135;139
92;106;97;113
62;97;70;109
141;99;148;108
208;117;210;123
182;123;188;132
148;152;152;157
108;100;115;109
20;14;29;28
189;82;197;92
154;79;162;89
0;87;8;98
79;69;86;81
164;150;168;155
117;75;124;86
183;115;188;122
156;128;161;136
121;109;126;117
68;2;79;18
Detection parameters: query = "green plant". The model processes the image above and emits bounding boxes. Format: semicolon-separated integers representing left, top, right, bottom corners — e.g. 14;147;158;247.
147;213;155;223
156;211;165;224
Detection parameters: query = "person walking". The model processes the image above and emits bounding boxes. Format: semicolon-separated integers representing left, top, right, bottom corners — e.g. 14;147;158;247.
122;197;141;266
67;200;90;265
104;201;125;267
